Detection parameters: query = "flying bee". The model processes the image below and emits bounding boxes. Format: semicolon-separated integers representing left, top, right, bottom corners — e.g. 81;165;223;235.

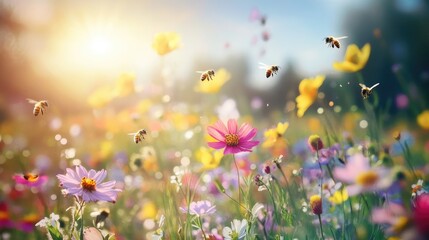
259;62;280;78
196;70;215;81
359;83;380;99
27;99;48;116
128;129;147;144
324;36;348;49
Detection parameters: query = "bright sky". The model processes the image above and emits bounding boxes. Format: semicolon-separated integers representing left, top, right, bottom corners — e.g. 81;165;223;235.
5;0;372;91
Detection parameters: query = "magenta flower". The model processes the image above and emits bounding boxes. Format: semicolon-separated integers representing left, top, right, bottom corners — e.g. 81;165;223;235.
207;119;259;154
180;200;216;216
333;153;392;196
56;165;121;203
13;173;48;188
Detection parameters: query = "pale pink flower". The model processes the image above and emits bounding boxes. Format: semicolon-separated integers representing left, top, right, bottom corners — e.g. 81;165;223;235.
56;165;121;203
207;119;259;155
180;200;216;216
333;153;391;196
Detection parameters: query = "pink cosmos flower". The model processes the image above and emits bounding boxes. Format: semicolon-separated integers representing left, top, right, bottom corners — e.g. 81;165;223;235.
207;119;259;155
13;173;48;188
56;165;121;203
372;202;409;235
333;153;392;196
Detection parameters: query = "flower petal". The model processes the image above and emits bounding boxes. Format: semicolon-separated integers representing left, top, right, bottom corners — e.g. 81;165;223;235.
207;126;226;142
208;141;226;149
227;119;238;134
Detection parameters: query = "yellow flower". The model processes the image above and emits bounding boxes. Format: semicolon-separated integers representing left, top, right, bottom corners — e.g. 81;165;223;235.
328;189;349;205
114;73;135;97
417;110;429;130
296;75;325;117
333;43;371;72
152;32;181;56
194;68;231;93
87;86;113;108
262;122;289;148
138;201;157;220
195;147;223;170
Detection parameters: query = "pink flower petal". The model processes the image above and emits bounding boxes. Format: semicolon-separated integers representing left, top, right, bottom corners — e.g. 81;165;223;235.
227;119;238;134
240;128;257;142
224;146;240;155
207;126;226;141
213;121;229;135
239;140;259;149
346;184;362;196
238;123;253;137
208;141;226;149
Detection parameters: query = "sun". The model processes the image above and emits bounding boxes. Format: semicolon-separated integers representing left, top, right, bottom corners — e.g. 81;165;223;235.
87;33;113;56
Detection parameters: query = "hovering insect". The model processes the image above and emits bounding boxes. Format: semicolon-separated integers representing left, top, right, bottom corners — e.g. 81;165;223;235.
359;83;380;99
259;63;280;78
129;129;147;144
196;70;215;81
324;36;348;49
27;99;48;116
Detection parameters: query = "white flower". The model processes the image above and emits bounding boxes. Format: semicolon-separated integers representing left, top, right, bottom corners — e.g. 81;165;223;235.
411;179;426;198
152;215;165;240
216;99;240;123
251;203;264;219
257;174;272;192
35;217;49;228
171;165;188;192
222;219;248;240
35;213;60;228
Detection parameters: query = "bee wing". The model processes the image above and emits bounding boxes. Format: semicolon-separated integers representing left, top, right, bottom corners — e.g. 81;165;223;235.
359;83;367;88
196;71;206;74
369;83;380;90
335;36;348;40
26;98;38;104
258;62;268;67
128;133;136;135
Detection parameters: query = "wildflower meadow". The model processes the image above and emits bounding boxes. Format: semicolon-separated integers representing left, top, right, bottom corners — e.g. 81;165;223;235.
1;1;429;240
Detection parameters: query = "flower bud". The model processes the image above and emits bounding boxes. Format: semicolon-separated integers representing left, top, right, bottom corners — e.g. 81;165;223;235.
308;135;324;152
310;195;323;215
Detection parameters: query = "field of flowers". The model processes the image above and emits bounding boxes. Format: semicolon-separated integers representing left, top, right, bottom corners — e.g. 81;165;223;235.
1;2;429;240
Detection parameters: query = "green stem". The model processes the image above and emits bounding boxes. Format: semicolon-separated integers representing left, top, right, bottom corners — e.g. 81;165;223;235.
221;190;251;214
398;141;417;179
198;217;207;240
318;214;325;240
232;154;241;204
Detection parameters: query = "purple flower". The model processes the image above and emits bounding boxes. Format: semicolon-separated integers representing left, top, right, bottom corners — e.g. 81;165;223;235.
56;165;121;203
180;200;216;216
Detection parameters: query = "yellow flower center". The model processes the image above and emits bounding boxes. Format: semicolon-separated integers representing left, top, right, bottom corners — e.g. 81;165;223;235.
356;171;379;187
347;54;360;65
24;173;39;182
225;134;239;146
81;177;96;191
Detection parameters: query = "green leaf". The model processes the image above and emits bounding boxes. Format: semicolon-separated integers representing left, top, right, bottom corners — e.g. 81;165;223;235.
47;225;63;240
